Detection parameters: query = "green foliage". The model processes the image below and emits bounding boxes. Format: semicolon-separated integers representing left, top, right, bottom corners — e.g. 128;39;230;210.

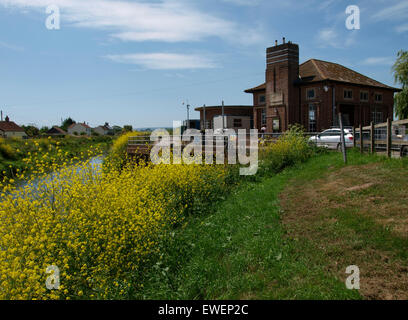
0;136;113;180
258;125;314;176
0;142;16;160
22;125;40;137
123;125;133;132
61;117;76;131
393;50;408;119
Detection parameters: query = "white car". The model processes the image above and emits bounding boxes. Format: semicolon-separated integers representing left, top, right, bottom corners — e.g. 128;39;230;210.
309;128;354;150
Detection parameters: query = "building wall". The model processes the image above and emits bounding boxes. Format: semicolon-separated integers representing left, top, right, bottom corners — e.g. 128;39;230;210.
300;83;395;132
68;124;91;136
197;107;253;129
252;82;394;132
2;131;27;139
93;127;108;136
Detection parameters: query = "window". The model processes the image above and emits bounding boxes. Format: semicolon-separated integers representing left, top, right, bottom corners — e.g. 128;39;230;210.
233;118;242;128
309;104;317;132
259;95;266;104
374;93;383;102
307;89;315;100
344;89;353;100
371;111;383;124
360;91;369;102
261;108;266;126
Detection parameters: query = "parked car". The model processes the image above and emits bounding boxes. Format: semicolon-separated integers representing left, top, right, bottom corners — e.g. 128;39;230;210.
309;128;354;150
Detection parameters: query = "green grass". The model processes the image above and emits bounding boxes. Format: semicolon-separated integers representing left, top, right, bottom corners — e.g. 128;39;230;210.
134;150;397;300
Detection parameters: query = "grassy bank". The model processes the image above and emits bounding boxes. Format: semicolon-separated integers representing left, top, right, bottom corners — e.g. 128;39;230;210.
0;136;112;179
137;150;408;300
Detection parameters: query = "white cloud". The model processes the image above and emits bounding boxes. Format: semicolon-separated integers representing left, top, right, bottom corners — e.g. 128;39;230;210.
316;28;357;49
104;53;217;70
0;40;24;51
221;0;261;6
396;23;408;33
372;1;408;21
0;0;261;44
361;57;394;66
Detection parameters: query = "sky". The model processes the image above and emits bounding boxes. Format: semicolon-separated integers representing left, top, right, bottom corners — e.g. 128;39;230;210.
0;0;407;129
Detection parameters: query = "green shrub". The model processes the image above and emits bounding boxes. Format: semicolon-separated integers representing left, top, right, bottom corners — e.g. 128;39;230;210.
0;142;17;160
259;125;314;176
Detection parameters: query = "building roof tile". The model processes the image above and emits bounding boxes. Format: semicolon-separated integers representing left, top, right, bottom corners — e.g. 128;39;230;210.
0;121;25;132
245;59;401;92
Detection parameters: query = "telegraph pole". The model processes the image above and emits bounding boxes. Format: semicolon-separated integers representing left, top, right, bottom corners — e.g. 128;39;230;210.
222;100;225;130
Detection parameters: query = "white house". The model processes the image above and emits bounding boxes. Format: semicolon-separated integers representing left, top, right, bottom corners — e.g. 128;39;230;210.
92;123;112;136
0;116;27;139
67;122;92;136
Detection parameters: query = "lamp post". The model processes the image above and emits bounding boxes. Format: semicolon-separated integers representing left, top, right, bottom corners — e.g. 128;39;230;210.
183;101;190;129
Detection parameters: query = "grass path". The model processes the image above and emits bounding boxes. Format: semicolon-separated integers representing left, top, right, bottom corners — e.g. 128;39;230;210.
138;151;386;300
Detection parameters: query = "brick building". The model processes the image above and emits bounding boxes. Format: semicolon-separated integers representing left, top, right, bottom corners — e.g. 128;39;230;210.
194;105;253;130
245;39;401;132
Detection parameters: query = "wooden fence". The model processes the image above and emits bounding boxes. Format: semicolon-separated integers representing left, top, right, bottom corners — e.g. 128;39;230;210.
353;118;408;158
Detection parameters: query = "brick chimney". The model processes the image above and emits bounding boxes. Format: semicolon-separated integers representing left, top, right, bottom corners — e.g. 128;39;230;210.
5;116;9;122
265;39;299;131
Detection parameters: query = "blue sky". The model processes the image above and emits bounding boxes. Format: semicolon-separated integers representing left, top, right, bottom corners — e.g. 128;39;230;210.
0;0;407;128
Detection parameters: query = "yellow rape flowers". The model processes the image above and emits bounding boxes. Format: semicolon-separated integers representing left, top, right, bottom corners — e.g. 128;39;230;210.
0;143;229;300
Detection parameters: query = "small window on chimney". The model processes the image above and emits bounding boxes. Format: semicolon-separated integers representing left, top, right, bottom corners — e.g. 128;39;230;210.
360;91;369;102
344;89;353;100
259;95;266;104
307;89;315;100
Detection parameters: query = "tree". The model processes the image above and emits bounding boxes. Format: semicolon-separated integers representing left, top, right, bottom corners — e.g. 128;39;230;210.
22;125;40;137
123;125;133;132
61;117;76;131
40;126;49;134
112;126;122;135
392;50;408;119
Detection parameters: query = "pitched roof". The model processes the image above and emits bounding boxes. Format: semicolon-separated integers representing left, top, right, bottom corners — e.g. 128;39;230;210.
299;59;399;90
244;83;266;93
47;126;67;135
68;122;91;129
194;105;253;111
0;121;25;132
245;59;400;92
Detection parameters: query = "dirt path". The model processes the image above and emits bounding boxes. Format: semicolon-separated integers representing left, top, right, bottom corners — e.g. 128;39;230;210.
279;163;408;299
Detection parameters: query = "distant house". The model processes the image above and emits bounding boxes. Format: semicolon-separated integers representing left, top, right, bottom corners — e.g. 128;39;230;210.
0;116;27;139
93;123;113;136
46;126;67;137
67;122;92;136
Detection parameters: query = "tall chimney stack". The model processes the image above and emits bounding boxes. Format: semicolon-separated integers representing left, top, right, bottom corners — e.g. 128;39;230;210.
265;40;299;132
275;40;278;46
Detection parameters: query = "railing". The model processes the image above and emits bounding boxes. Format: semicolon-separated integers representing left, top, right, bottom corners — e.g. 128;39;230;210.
353;118;408;158
127;131;321;155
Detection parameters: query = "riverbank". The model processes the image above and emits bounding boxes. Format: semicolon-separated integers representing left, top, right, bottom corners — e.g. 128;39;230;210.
0;135;112;180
